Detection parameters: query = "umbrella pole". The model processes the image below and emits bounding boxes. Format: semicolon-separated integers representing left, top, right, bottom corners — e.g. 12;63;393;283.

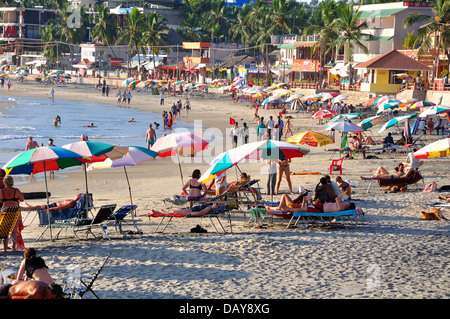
177;153;184;187
84;163;90;218
43;162;53;241
124;167;133;206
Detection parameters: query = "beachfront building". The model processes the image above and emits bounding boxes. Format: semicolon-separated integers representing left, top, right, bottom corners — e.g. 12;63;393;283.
0;6;57;63
76;44;130;76
276;35;328;87
354;49;432;94
181;42;245;83
330;1;434;87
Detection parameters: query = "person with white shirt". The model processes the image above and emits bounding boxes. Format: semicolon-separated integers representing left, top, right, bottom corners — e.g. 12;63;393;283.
266;116;274;139
230;122;241;148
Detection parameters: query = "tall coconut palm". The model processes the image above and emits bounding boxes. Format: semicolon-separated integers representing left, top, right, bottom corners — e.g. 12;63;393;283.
270;0;295;35
229;3;252;46
403;0;450;85
331;2;369;84
206;0;230;41
40;24;58;68
305;0;340;82
91;5;117;46
141;12;169;70
115;7;147;75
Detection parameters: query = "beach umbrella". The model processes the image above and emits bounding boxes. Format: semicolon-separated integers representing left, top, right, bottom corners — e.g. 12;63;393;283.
198;140;309;183
321;92;340;102
62;141;129;217
410;101;435;110
331;94;349;103
287;131;334;147
377;114;418;135
418;105;450;117
3;147;87;240
151;132;209;186
364;96;380;106
374;96;389;106
285;94;304;102
357;115;383;131
251;92;268;99
128;80;141;88
304;93;321;101
414;137;450;159
377;100;400;114
311;109;336;120
123;77;134;85
325;121;364;133
88;146;158;206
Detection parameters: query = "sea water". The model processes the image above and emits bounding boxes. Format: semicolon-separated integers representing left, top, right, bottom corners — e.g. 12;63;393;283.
0;94;192;183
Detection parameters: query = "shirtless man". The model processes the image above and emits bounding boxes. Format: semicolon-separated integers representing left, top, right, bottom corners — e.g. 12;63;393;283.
21;193;83;211
0;280;63;299
152;203;219;217
146;124;156;149
25;136;38;151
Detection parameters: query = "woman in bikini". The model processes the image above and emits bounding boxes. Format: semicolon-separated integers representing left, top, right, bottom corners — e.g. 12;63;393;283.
182;169;207;207
335;176;352;199
282;196;355;214
0;175;25;252
276;159;293;194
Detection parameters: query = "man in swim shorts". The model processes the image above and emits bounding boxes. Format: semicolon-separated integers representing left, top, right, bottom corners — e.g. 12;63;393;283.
0;281;63;299
146;124;156;149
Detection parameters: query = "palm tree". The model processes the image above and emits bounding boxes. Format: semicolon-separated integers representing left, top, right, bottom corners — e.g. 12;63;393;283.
331;2;370;85
305;0;341;83
403;0;450;85
141;12;169;70
91;5;117;46
40;24;58;68
206;0;230;41
115;7;147;75
178;12;203;42
54;2;86;67
270;0;295;35
229;3;252;46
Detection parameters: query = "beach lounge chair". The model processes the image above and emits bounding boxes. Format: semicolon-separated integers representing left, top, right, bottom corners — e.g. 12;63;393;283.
147;205;232;234
365;170;424;193
39;204;117;241
107;205;142;238
63;252;111;299
0;207;23;251
287;208;364;230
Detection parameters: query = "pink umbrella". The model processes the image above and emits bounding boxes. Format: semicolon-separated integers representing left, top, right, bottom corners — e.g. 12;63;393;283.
311;109;336;119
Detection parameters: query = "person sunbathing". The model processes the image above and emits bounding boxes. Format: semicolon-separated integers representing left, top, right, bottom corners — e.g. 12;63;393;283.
21;193;83;211
265;192;310;211
360;164;405;180
279;195;355;213
14;248;53;285
336;176;352;199
152;203;220;217
438;195;450;203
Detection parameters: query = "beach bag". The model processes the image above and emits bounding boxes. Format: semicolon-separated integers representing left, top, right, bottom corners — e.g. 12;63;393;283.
423;182;437;192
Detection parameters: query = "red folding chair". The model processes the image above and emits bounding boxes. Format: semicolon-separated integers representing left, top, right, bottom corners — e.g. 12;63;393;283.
329;157;344;174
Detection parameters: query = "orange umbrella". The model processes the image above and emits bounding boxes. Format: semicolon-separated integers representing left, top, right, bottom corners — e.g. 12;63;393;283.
287;131;334;147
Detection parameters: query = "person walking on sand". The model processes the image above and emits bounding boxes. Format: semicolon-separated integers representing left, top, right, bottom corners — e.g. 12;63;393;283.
146;124;156;149
160;92;164;105
7;80;11;91
49;88;55;102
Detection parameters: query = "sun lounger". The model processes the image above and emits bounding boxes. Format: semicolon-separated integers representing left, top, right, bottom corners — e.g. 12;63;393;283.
37;204;117;241
365;170;424;193
107;205;142;238
287;208;364;229
147;205;232;234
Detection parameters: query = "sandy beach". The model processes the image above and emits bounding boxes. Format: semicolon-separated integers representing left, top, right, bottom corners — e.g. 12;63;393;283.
0;79;449;301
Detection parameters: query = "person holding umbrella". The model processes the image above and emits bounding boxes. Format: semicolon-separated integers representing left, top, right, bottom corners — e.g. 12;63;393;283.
0;175;25;252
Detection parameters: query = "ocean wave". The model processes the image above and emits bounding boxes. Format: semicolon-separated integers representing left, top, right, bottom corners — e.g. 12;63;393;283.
0;134;40;141
0;123;36;131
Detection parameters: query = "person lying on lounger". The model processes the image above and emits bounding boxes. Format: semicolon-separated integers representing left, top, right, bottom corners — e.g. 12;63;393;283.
277;195;355;213
265;192;311;211
152;203;220;217
21;193;83;211
360;163;405;180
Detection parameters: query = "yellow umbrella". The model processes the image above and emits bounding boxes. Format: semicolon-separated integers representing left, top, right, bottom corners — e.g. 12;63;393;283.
287;131;334;147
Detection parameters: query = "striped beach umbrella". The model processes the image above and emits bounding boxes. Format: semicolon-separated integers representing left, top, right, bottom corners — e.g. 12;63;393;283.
311;109;336;120
357;115;383;131
377;114;418;135
410;101;435;110
414;137;450;159
418;105;450;118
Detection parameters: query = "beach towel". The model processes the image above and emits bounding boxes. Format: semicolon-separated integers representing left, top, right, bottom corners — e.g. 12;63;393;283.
423;182;437;192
